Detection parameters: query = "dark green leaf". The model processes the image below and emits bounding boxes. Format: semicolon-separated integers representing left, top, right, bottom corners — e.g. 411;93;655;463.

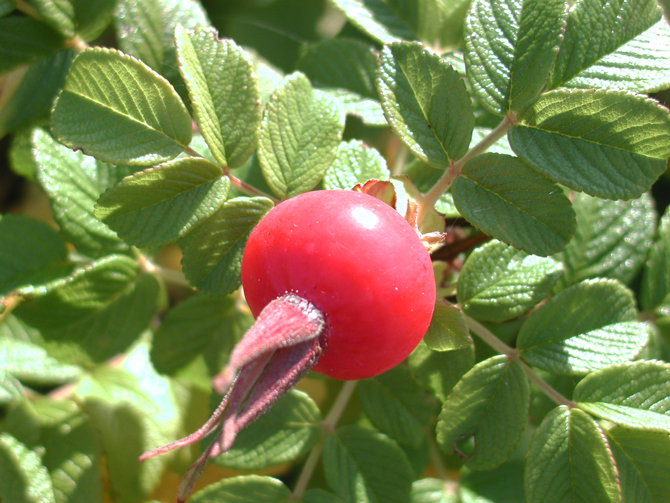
555;192;656;290
15;255;159;363
525;407;619;503
258;72;344;199
4;398;102;503
303;489;347;503
0;17;64;75
323;140;389;190
329;0;416;44
213;390;322;470
0;338;82;386
151;294;251;376
73;0;116;41
460;460;525;503
424;300;471;351
378;42;474;169
30;0;75;37
547;0;662;88
189;475;290;503
408;340;475;402
9;129;36;179
0;213;72;297
75;344;182;503
0;433;55;503
0;0;14;17
436;355;529;470
359;365;432;448
563;20;670;94
607;426;670;503
458;239;563;322
180;197;273;295
175;26;261;169
0;48;73;137
323;425;413;503
508;89;670;200
51;48;192;166
95;157;229;248
517;279;647;374
641;206;670;312
452;153;575;256
574;360;670;433
32;128;129;258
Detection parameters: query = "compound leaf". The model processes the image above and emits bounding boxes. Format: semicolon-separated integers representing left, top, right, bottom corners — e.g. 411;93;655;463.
359;365;433;448
0;214;72;297
458;239;563;322
180;197;273;295
525;406;619;503
175;26;261;169
258;72;344;199
574;360;670;433
51;47;192;166
323;425;413;503
436;355;529;470
95;157;229;248
0;432;55;503
378;41;474;169
555;192;656;290
452;153;575;256
508;89;670;200
517;279;647;374
189;476;290;503
213;390;322;470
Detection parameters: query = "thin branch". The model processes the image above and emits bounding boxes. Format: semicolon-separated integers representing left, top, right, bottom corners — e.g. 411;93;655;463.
0;294;22;324
226;171;281;204
463;313;575;408
430;232;490;262
65;35;89;52
290;380;358;500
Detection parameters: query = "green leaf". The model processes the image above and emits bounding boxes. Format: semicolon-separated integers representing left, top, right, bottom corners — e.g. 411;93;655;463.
464;0;567;115
323;140;389;190
573;360;670;433
151;294;251;376
458;239;563;322
248;49;284;105
323;425;413;503
0;433;55;503
641;206;670;312
460;460;525;503
76;344;182;503
383;0;445;44
9;129;37;179
4;398;102;503
508;89;670;200
0;371;22;405
29;0;75;38
563;20;670;94
303;489;347;503
51;47;192;166
0;17;64;75
258;72;344;199
547;0;662;88
377;42;474;169
436;355;529;470
424;301;471;351
606;426;670;503
73;0;116;41
14;255;159;363
525;407;619;503
408;339;475;402
180;197;274;295
411;478;459;503
175;26;261;169
555;192;656;290
0;214;73;297
0;338;82;386
32;128;130;258
95;157;229;248
328;0;416;44
517;279;648;374
297;38;385;126
451;153;576;256
114;0;163;71
190;476;290;503
359;366;432;448
213;390;322;470
0;0;14;17
0;49;73;137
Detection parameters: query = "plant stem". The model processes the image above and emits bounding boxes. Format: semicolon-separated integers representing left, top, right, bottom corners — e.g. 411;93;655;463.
225;170;281;204
418;115;514;226
65;35;89;52
463;313;575;408
290;380;358;500
133;249;192;288
14;0;41;19
0;294;22;323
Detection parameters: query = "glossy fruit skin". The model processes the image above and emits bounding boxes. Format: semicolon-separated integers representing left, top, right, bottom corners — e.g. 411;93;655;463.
241;190;435;380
